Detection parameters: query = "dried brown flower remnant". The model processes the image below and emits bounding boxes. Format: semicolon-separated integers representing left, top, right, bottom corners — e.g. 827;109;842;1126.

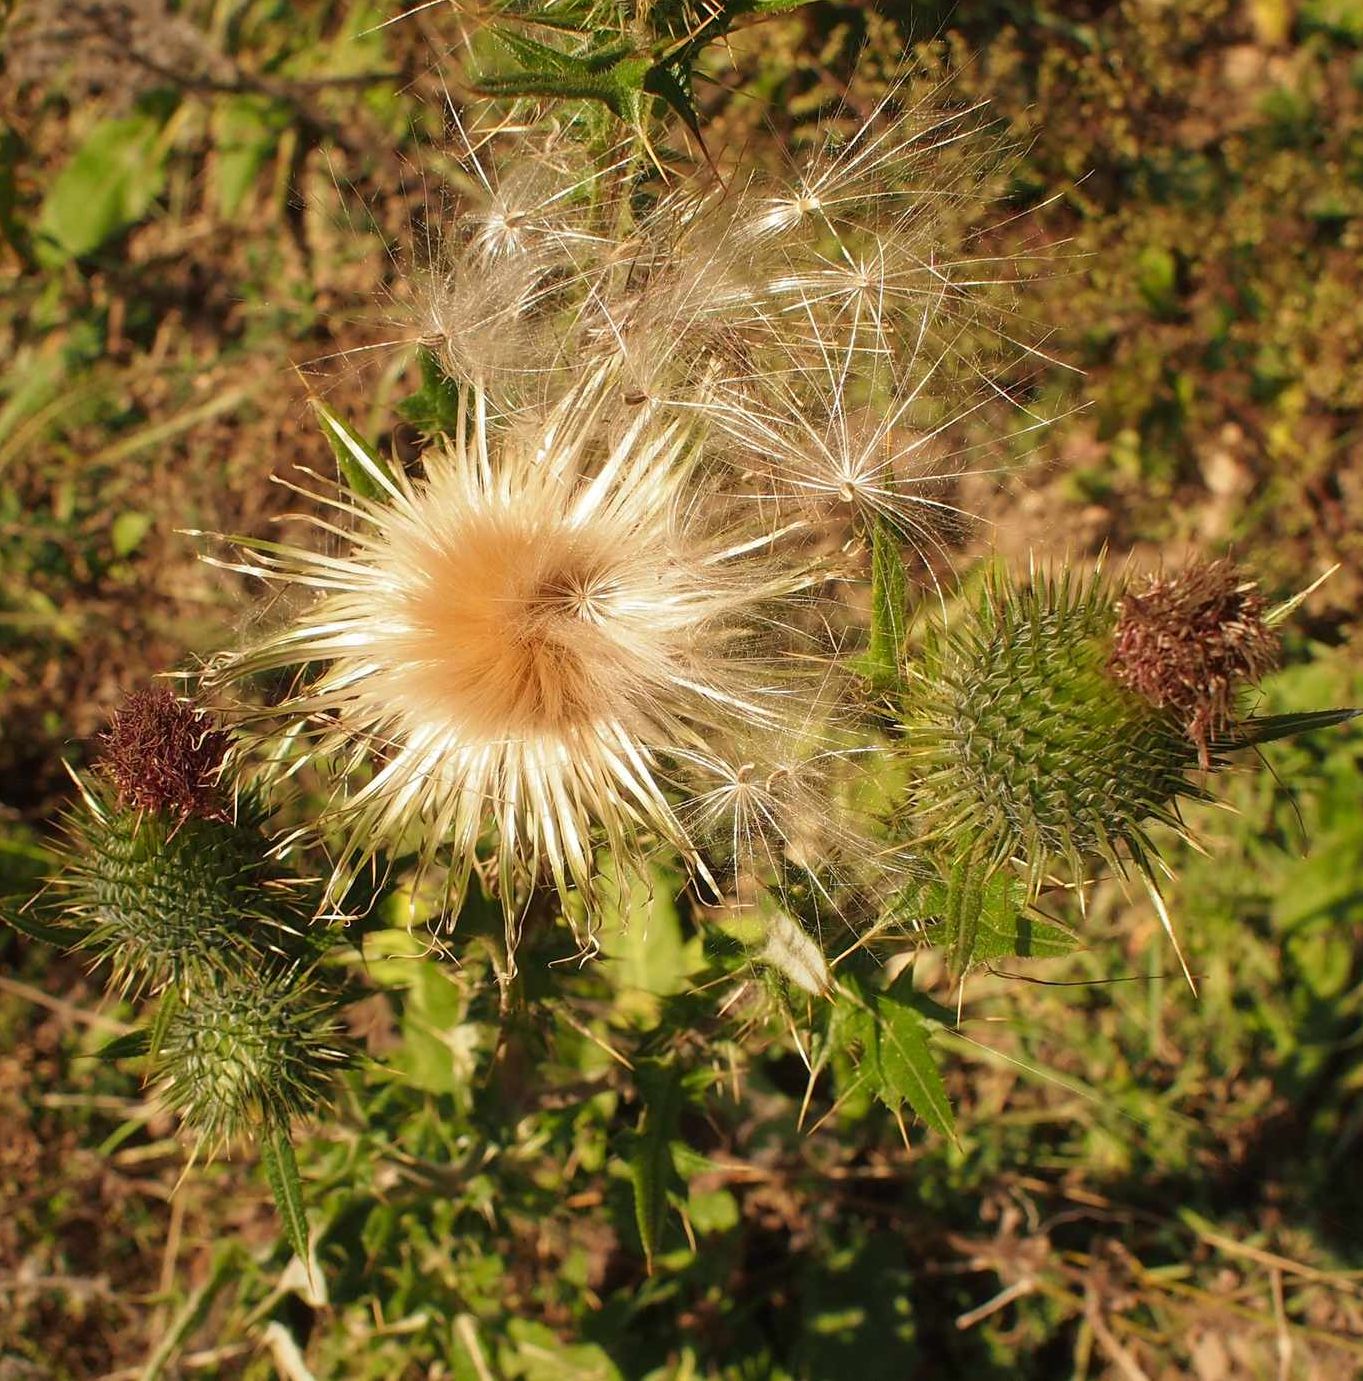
1109;559;1280;768
97;687;231;819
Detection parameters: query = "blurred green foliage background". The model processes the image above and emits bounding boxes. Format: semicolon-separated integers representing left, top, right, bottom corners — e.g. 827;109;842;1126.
3;1;1363;1376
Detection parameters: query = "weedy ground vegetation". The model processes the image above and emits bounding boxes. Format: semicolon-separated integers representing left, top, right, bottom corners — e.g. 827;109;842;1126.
3;2;1363;1378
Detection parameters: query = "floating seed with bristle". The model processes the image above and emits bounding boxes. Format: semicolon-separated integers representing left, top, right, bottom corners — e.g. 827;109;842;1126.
902;569;1199;895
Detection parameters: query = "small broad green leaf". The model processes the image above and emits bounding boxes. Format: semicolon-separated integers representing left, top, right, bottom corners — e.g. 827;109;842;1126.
110;510;153;558
38;112;171;263
260;1129;313;1283
629;1059;684;1272
1135;244;1179;317
398;348;463;435
866;517;907;689
595;863;703;1023
212;95;287;220
314;403;401;504
399;961;481;1095
503;1318;626;1380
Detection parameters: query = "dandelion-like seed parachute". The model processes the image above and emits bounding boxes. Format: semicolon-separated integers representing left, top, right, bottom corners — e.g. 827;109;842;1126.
214;365;815;940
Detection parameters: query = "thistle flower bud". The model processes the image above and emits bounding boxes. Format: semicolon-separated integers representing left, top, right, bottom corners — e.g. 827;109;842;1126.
903;569;1196;895
60;690;295;995
65;802;284;995
1109;558;1279;768
155;969;344;1145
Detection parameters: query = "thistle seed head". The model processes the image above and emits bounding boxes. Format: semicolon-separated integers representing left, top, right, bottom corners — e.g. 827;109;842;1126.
904;569;1197;894
1110;558;1280;768
214;365;820;931
209;92;1051;942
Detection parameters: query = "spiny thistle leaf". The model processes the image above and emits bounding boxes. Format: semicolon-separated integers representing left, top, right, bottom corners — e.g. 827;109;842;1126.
95;1028;152;1062
641;61;701;142
837;975;955;1138
148;983;179;1061
629;1058;684;1273
910;871;1080;969
473;33;652;123
866;517;908;691
1;903;81;948
1215;707;1361;750
260;1129;312;1280
970;889;1079;963
314;402;401;505
942;854;985;978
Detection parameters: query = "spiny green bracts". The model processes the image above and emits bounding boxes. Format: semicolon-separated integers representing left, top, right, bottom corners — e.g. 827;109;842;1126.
155;969;345;1145
901;567;1200;899
56;687;307;995
59;788;301;996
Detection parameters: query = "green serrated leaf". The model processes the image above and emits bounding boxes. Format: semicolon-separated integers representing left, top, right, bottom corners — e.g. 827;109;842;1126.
97;1028;152;1062
943;855;984;976
260;1130;312;1282
866;517;907;690
925;873;1079;963
642;61;702;140
314;403;400;504
629;1060;684;1272
147;987;179;1061
1218;708;1360;750
473;31;653;122
867;992;955;1138
833;976;955;1138
1;905;80;948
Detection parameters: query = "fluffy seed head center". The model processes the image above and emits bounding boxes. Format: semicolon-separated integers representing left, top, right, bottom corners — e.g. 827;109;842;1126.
392;510;648;741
